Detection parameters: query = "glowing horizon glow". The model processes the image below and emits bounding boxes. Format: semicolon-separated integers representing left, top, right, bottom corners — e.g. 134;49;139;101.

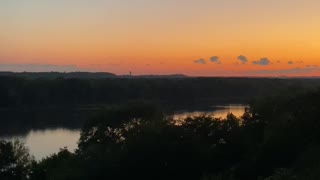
1;0;320;76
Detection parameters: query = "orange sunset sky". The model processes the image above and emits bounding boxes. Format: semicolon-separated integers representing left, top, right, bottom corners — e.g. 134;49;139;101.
1;0;320;76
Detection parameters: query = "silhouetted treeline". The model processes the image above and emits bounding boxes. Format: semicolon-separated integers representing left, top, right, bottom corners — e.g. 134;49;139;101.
2;88;320;179
0;72;117;79
1;76;320;109
0;72;188;79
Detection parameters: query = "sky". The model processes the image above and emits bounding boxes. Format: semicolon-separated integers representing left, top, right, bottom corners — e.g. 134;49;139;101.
1;0;320;76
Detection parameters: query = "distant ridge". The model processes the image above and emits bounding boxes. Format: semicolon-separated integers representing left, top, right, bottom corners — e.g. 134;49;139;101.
2;72;320;79
0;72;117;79
119;74;189;79
0;72;189;79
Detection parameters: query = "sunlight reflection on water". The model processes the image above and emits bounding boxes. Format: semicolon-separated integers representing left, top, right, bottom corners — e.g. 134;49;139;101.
3;129;80;160
1;104;248;160
173;104;248;120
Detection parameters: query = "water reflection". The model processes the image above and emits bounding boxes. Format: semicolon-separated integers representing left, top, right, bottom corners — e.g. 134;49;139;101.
0;104;248;160
3;129;80;160
173;104;248;120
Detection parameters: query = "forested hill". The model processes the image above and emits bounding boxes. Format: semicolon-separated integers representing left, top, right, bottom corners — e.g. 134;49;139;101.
1;76;320;108
0;72;189;79
0;72;117;79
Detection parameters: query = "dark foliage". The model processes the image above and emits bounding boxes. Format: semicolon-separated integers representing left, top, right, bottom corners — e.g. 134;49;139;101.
0;140;34;180
1;78;320;179
1;76;319;109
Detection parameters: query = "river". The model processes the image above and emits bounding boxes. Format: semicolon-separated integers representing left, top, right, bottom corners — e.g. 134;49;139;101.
1;104;248;160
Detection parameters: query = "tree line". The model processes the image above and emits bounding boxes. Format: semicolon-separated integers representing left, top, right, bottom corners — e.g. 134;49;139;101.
2;87;320;179
1;76;320;108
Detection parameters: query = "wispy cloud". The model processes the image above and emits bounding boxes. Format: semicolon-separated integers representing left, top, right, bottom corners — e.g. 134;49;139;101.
252;58;271;66
210;56;221;64
237;55;248;64
288;61;304;65
306;65;318;68
245;66;320;76
194;58;206;64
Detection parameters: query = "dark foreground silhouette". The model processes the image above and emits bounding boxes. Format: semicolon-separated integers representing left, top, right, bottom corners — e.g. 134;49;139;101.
1;88;320;180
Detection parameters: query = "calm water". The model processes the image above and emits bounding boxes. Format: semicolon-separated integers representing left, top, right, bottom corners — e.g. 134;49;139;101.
2;129;80;160
173;104;248;120
1;104;247;160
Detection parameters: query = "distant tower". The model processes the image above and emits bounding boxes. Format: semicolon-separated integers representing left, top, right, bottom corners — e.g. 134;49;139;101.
129;71;132;76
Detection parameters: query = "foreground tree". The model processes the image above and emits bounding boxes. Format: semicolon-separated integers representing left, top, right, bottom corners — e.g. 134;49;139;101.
0;140;34;180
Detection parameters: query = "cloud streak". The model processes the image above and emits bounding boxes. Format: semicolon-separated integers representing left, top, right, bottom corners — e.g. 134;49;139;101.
237;55;248;64
244;66;320;76
194;59;206;64
252;58;271;66
210;56;221;64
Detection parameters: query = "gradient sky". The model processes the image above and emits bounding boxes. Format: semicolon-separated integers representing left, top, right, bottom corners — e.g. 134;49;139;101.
1;0;320;76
